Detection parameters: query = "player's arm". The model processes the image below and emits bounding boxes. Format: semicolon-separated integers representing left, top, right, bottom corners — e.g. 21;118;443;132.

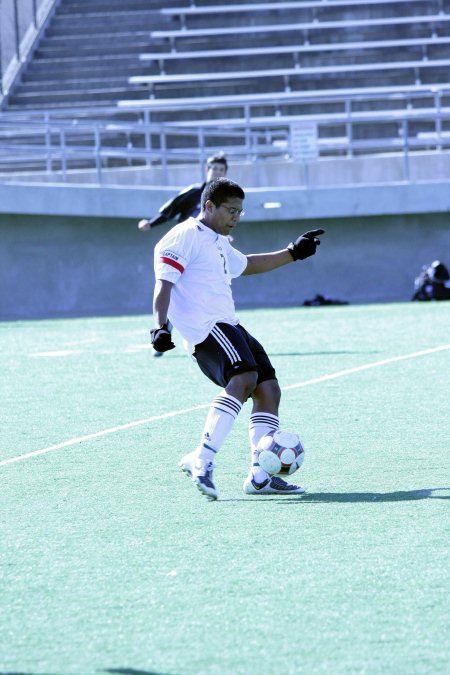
138;213;168;231
151;279;175;352
138;187;199;231
242;229;325;276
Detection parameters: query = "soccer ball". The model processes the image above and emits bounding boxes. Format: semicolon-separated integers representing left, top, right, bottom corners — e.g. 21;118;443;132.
257;429;305;476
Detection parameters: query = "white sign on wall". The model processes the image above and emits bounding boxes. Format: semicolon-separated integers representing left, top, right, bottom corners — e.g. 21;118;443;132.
290;122;318;161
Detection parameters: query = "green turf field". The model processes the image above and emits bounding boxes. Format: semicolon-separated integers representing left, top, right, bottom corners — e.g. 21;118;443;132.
1;303;449;675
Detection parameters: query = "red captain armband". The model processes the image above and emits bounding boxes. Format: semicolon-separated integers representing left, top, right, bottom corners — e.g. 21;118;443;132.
159;256;185;273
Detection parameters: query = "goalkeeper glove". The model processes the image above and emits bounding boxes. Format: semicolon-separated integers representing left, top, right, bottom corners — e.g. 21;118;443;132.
150;323;175;352
287;229;325;261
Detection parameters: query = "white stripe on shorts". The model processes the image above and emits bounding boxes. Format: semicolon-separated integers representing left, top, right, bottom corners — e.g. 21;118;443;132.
211;325;241;364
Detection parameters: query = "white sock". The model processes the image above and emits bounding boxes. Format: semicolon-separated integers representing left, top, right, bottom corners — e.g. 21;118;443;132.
195;391;242;463
249;412;279;481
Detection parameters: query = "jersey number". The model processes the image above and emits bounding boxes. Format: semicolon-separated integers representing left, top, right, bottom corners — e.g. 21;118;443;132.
219;253;228;275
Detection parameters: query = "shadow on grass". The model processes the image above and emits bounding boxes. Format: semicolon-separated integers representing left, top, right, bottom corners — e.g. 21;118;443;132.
273;487;450;503
0;669;183;675
269;350;379;357
103;670;184;675
222;488;450;503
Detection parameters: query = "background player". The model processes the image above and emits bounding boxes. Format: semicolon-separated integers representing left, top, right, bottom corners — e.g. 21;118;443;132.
138;153;228;231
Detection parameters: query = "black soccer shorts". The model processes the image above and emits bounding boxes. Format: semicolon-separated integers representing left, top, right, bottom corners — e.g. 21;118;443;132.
193;322;277;388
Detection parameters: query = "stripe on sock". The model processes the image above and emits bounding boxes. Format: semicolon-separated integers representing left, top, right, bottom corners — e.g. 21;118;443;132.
201;442;217;454
213;394;242;418
249;413;279;429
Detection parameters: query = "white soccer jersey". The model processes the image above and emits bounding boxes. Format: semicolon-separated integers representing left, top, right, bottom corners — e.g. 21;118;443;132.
154;217;248;352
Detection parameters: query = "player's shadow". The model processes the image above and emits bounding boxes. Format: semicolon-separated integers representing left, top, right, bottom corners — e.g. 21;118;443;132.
269;350;379;357
103;669;184;675
0;667;184;675
223;487;449;503
271;487;450;503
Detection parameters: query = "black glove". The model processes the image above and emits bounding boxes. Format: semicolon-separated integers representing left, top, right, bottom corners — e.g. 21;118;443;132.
287;229;325;261
150;323;175;352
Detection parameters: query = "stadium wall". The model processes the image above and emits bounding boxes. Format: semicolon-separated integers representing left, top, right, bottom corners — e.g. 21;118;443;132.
1;193;449;320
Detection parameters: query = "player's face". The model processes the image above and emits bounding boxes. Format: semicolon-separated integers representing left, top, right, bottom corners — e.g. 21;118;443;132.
206;162;227;182
204;198;244;236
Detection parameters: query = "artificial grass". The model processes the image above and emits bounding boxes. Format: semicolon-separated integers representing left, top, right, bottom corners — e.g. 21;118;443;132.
1;303;449;674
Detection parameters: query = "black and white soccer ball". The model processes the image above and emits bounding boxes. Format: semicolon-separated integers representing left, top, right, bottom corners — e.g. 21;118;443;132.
256;429;305;476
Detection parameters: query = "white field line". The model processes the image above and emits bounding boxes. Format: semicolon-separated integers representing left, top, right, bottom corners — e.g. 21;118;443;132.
282;343;450;391
29;349;83;358
2;343;449;468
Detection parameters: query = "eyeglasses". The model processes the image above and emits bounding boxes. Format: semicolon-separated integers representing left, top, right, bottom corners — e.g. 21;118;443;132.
220;205;245;217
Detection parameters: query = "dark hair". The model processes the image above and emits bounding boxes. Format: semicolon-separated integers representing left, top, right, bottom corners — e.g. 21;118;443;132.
206;153;228;171
201;177;245;209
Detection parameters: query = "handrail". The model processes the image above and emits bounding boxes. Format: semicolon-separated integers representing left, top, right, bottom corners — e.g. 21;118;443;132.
1;105;449;185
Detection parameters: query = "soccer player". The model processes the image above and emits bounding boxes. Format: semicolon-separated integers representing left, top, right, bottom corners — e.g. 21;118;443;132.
139;153;228;357
151;178;324;500
138;153;228;232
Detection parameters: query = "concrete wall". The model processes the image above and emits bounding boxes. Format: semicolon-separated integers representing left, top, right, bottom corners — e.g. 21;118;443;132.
1;210;449;320
3;152;450;188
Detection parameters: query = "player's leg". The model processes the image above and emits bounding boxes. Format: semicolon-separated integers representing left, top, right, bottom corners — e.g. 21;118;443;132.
179;323;259;500
248;378;281;482
235;327;305;495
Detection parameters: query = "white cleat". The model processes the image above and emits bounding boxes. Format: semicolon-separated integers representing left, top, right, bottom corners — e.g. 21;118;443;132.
243;473;305;495
179;452;218;501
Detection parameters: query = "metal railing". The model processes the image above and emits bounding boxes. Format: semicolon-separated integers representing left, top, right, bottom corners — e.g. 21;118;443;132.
0;86;450;185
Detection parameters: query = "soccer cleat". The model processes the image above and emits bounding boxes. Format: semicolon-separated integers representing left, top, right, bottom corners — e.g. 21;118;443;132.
243;473;305;495
179;452;218;501
179;451;196;477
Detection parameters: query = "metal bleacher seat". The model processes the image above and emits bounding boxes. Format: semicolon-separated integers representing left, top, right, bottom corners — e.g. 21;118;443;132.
160;0;433;22
149;13;450;46
138;36;450;76
127;1;450;100
129;58;450;96
116;0;450;168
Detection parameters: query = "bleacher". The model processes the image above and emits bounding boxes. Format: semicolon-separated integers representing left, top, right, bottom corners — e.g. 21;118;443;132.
0;0;450;182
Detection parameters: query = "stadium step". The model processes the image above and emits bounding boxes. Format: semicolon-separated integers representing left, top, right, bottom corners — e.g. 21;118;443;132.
7;88;148;107
34;42;150;58
57;1;164;13
46;17;162;37
14;77;131;93
58;0;168;9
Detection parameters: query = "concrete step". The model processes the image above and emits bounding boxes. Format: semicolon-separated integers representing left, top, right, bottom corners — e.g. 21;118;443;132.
23;63;151;82
35;41;150;58
7;87;147;107
36;31;151;48
58;0;173;7
28;54;142;71
15;77;130;93
57;1;163;13
46;14;160;36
